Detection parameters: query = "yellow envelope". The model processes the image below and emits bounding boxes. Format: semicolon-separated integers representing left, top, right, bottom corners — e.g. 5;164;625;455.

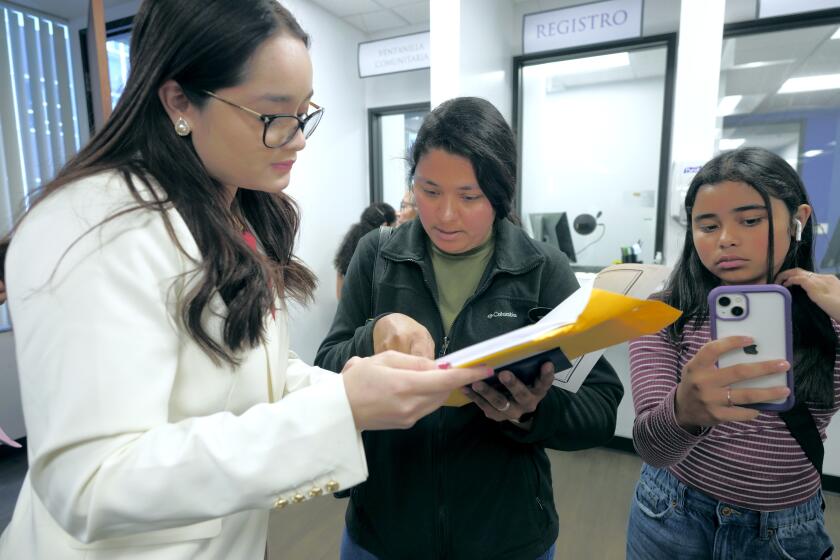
444;288;681;406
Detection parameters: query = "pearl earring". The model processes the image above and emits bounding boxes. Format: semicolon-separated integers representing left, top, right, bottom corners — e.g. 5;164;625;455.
174;116;191;136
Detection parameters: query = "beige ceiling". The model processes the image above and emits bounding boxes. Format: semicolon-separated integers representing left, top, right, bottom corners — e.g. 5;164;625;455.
307;0;429;34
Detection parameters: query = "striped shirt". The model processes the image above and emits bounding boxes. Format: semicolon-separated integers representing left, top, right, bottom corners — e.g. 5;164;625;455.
629;319;840;511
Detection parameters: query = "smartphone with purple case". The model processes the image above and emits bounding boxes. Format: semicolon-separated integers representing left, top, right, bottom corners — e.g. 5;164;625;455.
708;285;794;412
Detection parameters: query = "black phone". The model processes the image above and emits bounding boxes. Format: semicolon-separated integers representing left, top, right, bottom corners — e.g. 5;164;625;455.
483;348;570;393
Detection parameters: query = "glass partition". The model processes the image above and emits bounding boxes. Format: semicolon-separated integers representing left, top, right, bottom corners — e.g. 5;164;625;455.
518;40;673;270
718;19;840;273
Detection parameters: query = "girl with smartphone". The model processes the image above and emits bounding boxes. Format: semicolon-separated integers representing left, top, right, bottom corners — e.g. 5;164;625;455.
627;147;840;559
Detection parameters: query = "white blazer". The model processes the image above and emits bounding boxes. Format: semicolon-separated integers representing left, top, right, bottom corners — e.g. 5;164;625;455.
0;172;367;559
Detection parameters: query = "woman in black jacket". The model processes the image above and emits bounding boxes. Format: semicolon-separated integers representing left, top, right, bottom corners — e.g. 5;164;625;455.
316;97;623;560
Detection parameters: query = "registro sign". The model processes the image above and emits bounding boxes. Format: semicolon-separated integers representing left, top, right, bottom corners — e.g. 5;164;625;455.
523;0;643;54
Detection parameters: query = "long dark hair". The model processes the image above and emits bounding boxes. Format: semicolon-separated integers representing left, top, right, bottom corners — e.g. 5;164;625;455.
0;0;316;365
408;97;518;222
333;202;396;276
666;147;835;405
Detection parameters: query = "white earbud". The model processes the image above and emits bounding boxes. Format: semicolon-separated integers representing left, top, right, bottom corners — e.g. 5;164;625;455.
794;219;803;242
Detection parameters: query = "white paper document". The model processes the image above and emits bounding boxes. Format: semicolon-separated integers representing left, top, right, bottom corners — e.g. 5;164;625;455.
551;264;671;393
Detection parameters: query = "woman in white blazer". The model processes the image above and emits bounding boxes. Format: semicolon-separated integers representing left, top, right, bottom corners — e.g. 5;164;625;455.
0;1;489;558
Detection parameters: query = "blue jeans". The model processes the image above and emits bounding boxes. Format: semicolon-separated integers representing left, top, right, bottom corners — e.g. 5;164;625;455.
627;463;834;560
340;527;556;559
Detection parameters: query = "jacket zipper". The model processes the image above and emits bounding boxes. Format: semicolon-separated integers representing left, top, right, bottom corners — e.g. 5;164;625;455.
390;238;545;557
416;254;543;558
440;336;450;357
427;261;494;559
411;257;448;558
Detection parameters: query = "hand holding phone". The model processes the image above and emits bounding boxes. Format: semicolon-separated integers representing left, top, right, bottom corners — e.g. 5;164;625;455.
482;348;571;394
709;285;794;412
464;353;560;424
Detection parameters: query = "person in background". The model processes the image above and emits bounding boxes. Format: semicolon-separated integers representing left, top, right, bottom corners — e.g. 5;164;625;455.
396;188;417;225
316;96;623;560
0;2;489;558
334;202;396;299
627;147;840;559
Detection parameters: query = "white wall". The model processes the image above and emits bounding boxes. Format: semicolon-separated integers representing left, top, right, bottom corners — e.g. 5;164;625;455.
458;0;517;123
365;68;430;109
279;1;371;364
429;0;460;105
428;0;517;119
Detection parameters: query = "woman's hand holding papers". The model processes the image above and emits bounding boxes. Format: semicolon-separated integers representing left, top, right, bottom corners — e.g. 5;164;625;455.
462;361;556;429
343;351;492;431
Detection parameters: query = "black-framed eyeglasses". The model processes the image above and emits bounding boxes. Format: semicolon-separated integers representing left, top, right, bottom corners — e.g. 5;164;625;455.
202;90;324;148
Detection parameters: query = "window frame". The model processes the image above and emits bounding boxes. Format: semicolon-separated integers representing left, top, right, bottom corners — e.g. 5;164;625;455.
79;15;134;135
367;102;431;203
722;8;840;275
511;33;678;271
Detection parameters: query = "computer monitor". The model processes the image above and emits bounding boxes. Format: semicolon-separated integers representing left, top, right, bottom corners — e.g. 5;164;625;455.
528;212;576;262
821;217;840;270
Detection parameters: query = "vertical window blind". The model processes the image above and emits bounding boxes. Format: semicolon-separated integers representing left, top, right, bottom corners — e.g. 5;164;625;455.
0;3;81;330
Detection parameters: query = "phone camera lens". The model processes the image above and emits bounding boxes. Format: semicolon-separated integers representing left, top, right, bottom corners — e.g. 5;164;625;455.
719;296;731;307
731;306;744;317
